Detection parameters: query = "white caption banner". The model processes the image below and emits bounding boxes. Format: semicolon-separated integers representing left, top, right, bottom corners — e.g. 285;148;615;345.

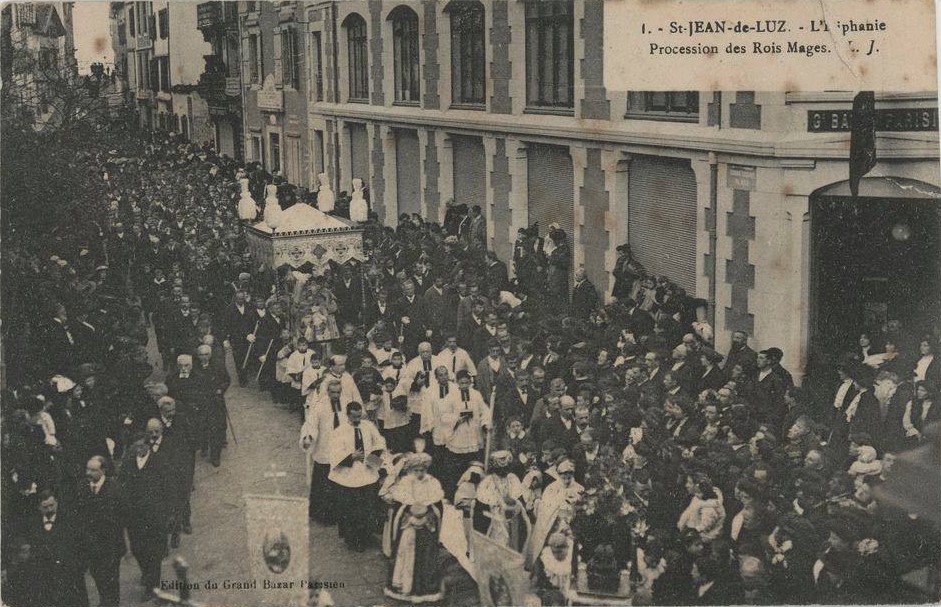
604;0;938;92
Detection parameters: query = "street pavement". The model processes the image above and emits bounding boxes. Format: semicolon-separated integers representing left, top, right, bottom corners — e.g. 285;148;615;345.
86;333;477;607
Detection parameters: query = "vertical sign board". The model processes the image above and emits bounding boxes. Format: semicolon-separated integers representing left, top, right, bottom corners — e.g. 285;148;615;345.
245;494;310;606
727;165;757;191
471;531;530;607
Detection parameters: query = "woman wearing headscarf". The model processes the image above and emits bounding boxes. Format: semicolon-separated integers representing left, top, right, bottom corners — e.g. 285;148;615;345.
383;452;445;604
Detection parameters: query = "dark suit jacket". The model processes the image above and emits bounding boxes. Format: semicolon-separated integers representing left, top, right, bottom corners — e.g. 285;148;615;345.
754;371;786;429
364;298;400;333
332;278;363;326
626;307;655;338
494;384;534;432
396;294;428;355
166;373;204;413
638;374;665;407
570;280;599;320
916;357;941;386
423;285;454;335
670;361;700;396
75;477;127;562
698;366;727;393
542;417;579;453
848;389;880;438
42;319;76;374
71;321;105;366
725;344;758;375
471;326;500;362
221;303;256;344
195;363;231;410
28;513;87;607
667;415;705;446
474;356;510;403
120;447;171;530
166;310;200;356
486;261;509;291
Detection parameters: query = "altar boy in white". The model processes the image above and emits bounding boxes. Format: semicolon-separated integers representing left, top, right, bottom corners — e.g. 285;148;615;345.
329;402;387;551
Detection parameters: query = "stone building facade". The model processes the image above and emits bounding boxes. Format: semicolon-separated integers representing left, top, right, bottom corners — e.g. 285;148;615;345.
300;0;939;380
239;1;312;189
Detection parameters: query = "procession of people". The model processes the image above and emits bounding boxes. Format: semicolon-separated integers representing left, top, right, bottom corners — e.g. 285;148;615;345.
2;111;941;607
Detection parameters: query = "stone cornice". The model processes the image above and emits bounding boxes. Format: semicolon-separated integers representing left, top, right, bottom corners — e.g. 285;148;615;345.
309;102;939;161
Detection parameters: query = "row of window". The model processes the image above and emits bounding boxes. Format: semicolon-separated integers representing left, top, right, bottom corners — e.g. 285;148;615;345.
249;132;303;183
246;27;300;90
340;1;697;116
127;2;153;39
239;1;697;119
124;7;185;44
343;1;574;108
129;51;171;94
343;3;489;106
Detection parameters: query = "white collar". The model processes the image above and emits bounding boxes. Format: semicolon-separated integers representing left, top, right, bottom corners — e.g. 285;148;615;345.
698;581;715;598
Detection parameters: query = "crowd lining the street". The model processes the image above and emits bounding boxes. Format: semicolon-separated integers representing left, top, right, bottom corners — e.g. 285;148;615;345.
2;121;940;606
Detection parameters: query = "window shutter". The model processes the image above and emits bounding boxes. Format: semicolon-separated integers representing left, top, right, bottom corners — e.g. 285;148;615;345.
273;27;282;85
527;144;575;252
395;129;421;216
627;156;698;292
350;123;369;185
241;34;251;84
452;136;486;213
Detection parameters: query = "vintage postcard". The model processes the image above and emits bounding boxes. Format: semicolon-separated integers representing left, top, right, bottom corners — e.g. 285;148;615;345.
1;1;939;606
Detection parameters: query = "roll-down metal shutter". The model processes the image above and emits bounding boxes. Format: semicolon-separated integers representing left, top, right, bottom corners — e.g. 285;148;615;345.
452;135;486;214
527;143;574;246
349;123;369;188
628;156;698;293
395;128;421;216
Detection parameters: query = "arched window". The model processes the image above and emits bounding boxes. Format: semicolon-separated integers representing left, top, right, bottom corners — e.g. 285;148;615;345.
446;1;485;105
388;6;420;103
524;0;573;109
343;13;368;101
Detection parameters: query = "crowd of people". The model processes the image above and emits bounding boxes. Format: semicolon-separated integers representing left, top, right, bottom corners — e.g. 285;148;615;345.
1;114;940;607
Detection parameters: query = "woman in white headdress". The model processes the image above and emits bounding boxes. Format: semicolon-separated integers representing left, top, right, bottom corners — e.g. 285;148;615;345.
526;458;583;570
384;452;445;604
531;532;576;606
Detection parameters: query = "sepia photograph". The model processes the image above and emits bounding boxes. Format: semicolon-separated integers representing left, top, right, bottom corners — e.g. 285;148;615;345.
0;1;939;606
